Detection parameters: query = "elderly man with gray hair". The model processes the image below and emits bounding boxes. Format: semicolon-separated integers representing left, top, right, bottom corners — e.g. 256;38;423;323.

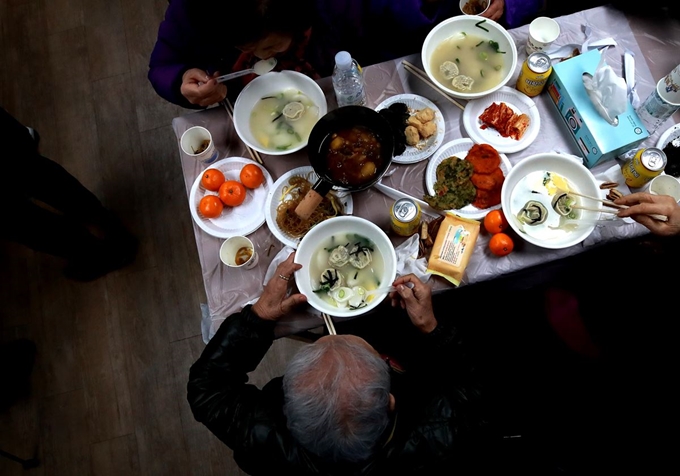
188;252;497;475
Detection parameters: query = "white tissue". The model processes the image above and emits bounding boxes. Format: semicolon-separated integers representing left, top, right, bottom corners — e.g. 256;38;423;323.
394;234;431;283
582;50;628;126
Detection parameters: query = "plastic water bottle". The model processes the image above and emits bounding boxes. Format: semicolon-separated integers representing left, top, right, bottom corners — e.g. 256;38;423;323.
332;51;367;107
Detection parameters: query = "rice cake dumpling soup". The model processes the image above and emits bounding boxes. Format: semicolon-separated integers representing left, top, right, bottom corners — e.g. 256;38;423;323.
310;233;385;310
249;88;320;151
429;26;507;94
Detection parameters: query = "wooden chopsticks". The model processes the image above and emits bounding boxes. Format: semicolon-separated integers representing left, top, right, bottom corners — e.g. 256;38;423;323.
322;313;337;336
220;99;264;165
566;190;668;222
401;60;466;111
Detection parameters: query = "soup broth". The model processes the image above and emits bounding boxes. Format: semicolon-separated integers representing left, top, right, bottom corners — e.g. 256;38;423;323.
429;32;506;93
249;88;319;150
309;233;384;310
324;126;383;186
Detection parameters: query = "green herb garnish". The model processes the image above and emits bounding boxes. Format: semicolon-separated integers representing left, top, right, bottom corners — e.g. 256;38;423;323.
489;40;506;54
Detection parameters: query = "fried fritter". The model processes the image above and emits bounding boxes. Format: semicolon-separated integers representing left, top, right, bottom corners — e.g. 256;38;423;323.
470;167;505;191
466;143;501;174
472;189;501;209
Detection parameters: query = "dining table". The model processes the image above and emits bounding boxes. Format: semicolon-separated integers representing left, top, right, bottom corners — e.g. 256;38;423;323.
171;4;680;342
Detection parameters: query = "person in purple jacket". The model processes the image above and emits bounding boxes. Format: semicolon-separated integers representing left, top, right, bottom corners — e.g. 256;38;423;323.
148;0;505;108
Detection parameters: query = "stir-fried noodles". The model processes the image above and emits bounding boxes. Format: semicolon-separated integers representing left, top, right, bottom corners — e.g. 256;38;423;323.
276;176;343;238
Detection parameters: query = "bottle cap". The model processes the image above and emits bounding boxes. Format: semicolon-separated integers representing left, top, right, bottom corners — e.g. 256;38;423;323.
335;51;352;70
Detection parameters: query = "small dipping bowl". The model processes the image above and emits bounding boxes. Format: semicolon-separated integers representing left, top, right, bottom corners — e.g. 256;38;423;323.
219;236;258;269
648;174;680;202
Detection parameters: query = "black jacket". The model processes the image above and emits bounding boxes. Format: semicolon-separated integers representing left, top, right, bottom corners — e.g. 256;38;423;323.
187;305;500;475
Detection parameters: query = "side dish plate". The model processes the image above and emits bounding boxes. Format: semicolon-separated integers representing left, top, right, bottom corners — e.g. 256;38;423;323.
189;157;273;238
462;86;540;154
375;93;446;164
265;166;354;248
425;138;512;220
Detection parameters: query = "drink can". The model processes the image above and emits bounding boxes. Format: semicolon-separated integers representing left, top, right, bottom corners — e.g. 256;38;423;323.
622;147;667;188
390;198;421;236
516;52;552;97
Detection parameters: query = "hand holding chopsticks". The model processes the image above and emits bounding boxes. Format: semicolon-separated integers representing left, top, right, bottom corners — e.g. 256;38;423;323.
561;189;669;222
615;192;679;236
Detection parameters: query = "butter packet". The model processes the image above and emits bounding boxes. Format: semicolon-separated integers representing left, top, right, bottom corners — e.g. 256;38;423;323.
426;213;480;286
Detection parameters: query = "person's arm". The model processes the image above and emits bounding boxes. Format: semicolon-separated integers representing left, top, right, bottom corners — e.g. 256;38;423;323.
389;274;469;376
187;254;306;449
615;192;680;236
148;0;226;108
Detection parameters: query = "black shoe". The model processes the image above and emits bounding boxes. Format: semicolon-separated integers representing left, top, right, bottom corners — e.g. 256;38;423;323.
0;339;36;412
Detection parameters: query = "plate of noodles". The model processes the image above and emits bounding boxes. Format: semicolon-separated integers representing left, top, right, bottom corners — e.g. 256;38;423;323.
265;166;354;248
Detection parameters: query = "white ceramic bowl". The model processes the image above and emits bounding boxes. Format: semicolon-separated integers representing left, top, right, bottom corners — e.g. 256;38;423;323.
421;15;518;100
501;153;601;249
294;216;397;318
233;70;328;156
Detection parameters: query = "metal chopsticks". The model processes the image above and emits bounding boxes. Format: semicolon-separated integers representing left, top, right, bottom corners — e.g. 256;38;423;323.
401;60;466;111
220;99;264;165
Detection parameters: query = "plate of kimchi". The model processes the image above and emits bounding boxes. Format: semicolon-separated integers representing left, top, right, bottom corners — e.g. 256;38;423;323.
463;86;540;154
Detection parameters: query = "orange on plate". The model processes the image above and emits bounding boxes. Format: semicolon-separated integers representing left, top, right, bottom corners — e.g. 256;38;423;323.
201;168;226;191
219;180;247;207
483;209;509;234
199;195;224;218
240;164;265;189
489;232;514;256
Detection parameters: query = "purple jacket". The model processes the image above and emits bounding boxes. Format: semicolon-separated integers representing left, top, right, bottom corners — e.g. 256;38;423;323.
148;0;462;108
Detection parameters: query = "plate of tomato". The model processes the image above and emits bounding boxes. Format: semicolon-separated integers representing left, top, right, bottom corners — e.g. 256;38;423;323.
189;157;273;238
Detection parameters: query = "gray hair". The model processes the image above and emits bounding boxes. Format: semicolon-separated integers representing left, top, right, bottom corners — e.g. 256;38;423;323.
282;337;391;463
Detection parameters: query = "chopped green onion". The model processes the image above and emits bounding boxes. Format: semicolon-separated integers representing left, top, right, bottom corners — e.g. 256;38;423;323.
494;65;502;71
475;41;484;47
475;19;489;32
455;58;460;63
479;51;488;60
480;69;485;77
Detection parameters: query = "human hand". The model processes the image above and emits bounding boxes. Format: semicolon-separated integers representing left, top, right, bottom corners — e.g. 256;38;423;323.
615;192;680;237
389;274;437;333
482;0;504;22
252;253;307;321
180;69;227;107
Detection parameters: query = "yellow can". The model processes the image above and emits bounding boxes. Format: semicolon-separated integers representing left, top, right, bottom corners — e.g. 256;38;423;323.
516;52;552;97
622;147;667;188
390;198;421;236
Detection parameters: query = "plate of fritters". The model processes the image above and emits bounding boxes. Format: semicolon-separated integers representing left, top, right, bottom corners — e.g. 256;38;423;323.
375;94;445;164
424;139;511;219
462;86;540;154
265;166;354;248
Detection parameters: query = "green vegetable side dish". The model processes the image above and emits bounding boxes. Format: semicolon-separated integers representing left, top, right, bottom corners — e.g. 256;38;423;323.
423;156;476;211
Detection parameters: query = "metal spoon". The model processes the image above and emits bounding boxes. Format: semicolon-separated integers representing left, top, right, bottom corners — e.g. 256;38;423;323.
214;58;277;84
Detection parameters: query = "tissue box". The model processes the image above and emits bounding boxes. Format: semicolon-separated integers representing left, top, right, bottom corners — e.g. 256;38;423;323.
545;49;649;168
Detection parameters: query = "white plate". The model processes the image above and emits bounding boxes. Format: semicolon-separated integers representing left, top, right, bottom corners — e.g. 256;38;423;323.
425;138;512;220
265;167;354;248
656;123;680;150
375;94;445;164
189;157;274;238
462;86;540;154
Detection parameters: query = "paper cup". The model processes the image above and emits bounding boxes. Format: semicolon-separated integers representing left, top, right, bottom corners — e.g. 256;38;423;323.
459;0;489;15
219;236;258;269
648;174;680;202
180;126;219;164
659;64;680;105
526;17;560;55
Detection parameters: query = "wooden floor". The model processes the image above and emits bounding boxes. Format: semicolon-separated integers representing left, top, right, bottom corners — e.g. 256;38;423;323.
0;1;306;474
